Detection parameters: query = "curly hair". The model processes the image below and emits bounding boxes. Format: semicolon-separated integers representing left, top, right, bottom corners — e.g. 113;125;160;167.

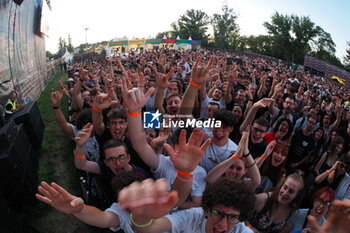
111;171;143;193
201;178;256;221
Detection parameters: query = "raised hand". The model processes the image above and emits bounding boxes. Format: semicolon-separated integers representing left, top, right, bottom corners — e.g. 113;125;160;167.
254;98;274;109
121;74;155;113
118;178;178;218
264;140;277;156
154;67;175;89
50;88;63;107
191;56;217;85
163;128;211;173
93;88;118;110
308;199;350;233
75;123;93;147
36;181;84;215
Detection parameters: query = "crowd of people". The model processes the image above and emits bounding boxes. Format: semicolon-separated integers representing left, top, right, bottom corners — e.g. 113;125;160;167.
36;48;350;233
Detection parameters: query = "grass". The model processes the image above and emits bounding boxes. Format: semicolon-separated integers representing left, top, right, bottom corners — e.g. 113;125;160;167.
24;72;91;233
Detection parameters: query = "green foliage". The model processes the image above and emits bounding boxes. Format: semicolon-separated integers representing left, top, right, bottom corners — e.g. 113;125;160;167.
67;34;74;53
155;31;171;39
211;4;239;49
171;9;210;45
263;12;337;65
343;41;350;71
57;37;67;57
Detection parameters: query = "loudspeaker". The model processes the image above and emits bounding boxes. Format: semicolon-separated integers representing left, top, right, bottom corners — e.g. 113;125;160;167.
0;120;18;147
0;125;37;206
9;101;45;148
13;0;24;6
0;195;40;233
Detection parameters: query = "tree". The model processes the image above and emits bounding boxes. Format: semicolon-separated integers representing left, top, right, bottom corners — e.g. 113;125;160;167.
264;12;338;65
57;37;67;57
67;34;74;53
176;9;209;45
155;31;171;39
211;4;239;49
343;41;350;70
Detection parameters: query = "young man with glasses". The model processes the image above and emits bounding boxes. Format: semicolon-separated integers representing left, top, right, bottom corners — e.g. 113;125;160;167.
119;178;255;233
73;123;149;201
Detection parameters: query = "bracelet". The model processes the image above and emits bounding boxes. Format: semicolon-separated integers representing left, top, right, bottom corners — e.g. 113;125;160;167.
127;111;141;117
232;154;239;160
246;161;256;169
92;105;101;113
130;213;153;228
190;79;201;87
261;155;267;161
53;106;60;110
74;152;85;160
177;169;193;178
243;152;250;158
327;170;331;175
176;172;194;182
247;224;252;228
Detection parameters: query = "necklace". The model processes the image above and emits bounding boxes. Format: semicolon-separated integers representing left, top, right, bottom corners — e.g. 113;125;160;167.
210;142;230;160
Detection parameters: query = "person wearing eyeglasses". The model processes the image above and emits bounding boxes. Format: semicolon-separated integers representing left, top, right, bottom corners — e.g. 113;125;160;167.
315;154;350;193
280;186;335;233
118;178;255;233
73;123;150;202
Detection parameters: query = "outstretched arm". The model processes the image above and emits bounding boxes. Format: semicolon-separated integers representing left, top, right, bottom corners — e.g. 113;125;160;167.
153;68;174;114
91;88;118;136
308;199;350;233
51;87;75;138
178;56;217;116
73;123;101;174
240;98;274;134
36;181;120;229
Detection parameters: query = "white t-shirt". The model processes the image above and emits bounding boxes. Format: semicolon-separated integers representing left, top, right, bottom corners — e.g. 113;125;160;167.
153;154;207;198
286;209;325;233
71;124;100;161
166;207;253;233
199;140;238;173
105;203;135;233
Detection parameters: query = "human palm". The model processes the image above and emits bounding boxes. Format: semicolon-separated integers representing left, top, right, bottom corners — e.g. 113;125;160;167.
36;181;84;215
164;128;211;173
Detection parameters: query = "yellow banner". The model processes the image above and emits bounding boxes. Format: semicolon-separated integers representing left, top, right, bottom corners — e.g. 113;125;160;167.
128;39;146;45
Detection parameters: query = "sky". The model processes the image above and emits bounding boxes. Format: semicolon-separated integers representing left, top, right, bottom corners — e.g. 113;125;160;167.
44;0;350;60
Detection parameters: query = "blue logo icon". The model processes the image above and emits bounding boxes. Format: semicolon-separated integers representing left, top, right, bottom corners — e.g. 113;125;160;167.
143;110;161;129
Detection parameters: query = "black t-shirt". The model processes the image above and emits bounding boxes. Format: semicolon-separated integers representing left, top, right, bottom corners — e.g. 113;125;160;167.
249;138;267;159
96;128;152;176
287;129;315;164
97;162;148;204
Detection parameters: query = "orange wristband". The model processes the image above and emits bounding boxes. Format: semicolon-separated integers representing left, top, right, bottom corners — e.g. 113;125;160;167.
327;170;331;175
74;152;86;160
177;169;193;178
190;79;201;87
261;155;267;160
127;111;141;117
92;105;101;113
232;154;239;160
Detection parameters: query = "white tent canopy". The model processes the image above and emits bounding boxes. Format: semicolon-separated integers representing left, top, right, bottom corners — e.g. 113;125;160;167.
61;51;73;62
